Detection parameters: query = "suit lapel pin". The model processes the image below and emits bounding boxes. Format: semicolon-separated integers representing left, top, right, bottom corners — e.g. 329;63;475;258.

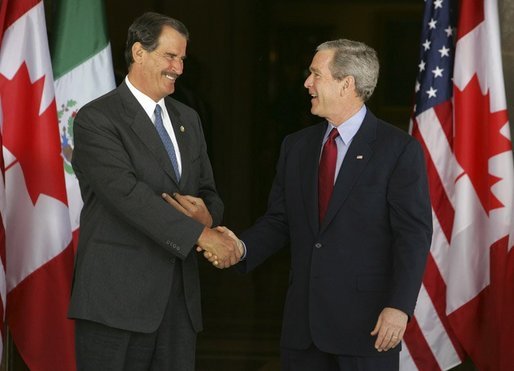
356;155;363;159
179;125;185;132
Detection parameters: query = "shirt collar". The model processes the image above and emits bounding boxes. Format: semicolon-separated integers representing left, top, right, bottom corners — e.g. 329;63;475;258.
125;76;165;121
325;105;367;145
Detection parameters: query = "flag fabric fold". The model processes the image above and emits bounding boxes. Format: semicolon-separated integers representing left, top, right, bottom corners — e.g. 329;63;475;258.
402;0;514;370
0;0;8;362
0;0;76;369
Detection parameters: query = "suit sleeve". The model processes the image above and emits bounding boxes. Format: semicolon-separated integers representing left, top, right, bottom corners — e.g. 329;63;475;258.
387;137;433;316
72;104;205;260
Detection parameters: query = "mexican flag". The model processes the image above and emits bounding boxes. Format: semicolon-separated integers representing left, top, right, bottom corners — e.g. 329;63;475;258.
51;0;115;247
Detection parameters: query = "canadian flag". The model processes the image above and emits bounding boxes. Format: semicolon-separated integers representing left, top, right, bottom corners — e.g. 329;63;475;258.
402;0;514;370
0;0;76;369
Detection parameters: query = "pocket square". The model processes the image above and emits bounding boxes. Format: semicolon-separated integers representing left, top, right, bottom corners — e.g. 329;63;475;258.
356;155;363;159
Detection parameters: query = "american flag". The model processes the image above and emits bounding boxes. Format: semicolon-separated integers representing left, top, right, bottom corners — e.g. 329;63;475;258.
402;0;514;370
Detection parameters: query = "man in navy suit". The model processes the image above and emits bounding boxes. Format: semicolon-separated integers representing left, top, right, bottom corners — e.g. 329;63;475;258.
172;39;432;370
197;39;432;370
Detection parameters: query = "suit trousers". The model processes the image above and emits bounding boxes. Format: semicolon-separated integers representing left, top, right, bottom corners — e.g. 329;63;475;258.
75;261;196;371
281;343;399;371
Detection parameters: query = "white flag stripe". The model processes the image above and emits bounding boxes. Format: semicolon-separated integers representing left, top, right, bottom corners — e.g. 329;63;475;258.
54;34;115;233
416;109;460;200
428;210;451;284
0;3;55;114
399;346;418;371
54;44;115;107
414;285;461;370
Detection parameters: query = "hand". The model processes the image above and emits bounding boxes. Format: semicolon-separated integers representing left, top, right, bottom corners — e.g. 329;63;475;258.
162;192;213;227
196;227;242;268
197;226;243;267
370;307;408;352
215;226;244;256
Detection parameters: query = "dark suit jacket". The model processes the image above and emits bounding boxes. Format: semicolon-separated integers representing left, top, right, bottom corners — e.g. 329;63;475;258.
240;110;432;356
68;81;223;333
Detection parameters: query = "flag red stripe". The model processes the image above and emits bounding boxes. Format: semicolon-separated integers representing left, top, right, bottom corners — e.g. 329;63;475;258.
411;120;454;243
403;317;442;371
422;255;467;361
412;116;466;362
6;244;76;371
433;101;453;149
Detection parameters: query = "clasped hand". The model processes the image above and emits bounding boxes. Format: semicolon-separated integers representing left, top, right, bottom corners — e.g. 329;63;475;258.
162;192;242;268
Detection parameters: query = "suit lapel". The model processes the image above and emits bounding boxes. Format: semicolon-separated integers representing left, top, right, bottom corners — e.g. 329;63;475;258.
320;111;377;232
300;122;327;234
119;82;179;184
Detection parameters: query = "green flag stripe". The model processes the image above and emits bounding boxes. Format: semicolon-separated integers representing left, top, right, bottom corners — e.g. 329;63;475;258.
51;0;110;79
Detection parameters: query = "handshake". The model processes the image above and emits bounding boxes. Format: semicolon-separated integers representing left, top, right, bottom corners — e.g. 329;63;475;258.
197;225;243;268
162;192;243;268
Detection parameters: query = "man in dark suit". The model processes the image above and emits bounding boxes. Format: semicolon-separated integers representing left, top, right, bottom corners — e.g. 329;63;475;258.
196;39;432;370
69;12;240;370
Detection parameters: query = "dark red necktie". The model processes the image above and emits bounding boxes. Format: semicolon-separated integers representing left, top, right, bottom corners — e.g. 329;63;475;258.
318;128;339;222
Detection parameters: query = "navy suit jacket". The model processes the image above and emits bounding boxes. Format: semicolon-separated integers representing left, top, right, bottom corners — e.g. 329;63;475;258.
240;109;432;356
69;81;223;333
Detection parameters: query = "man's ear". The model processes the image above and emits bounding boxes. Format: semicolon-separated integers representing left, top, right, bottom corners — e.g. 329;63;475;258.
344;75;355;90
132;42;144;63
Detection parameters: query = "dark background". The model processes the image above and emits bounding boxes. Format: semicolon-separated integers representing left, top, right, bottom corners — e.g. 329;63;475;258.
6;1;475;370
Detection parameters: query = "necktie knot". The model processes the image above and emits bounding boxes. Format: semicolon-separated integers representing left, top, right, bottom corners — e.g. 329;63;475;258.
328;127;339;142
154;104;162;119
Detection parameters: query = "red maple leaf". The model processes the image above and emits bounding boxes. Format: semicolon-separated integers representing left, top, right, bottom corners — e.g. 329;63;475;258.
453;74;511;215
0;62;67;205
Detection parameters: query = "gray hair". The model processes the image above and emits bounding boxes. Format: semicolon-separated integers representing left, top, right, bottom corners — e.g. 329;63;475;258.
316;39;379;101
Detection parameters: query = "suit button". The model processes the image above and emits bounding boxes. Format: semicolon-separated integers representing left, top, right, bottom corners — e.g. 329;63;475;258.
314;243;322;249
170;258;176;264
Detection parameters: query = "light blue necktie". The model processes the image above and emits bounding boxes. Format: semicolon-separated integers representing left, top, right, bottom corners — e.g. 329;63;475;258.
154;104;180;180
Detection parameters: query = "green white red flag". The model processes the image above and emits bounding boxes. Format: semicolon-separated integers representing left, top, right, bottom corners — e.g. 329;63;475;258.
51;0;115;248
